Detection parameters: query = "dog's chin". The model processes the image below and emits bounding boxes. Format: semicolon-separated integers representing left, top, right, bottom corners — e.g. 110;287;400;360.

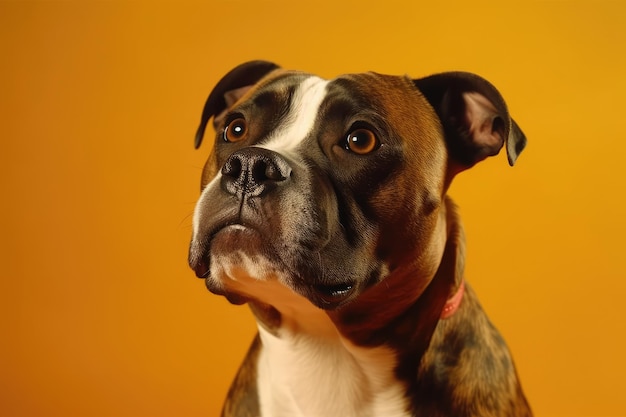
204;266;358;309
208;279;357;310
204;278;250;305
204;265;359;311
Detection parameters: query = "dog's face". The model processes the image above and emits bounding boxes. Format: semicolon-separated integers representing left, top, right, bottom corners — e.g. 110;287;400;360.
188;61;525;311
190;70;448;309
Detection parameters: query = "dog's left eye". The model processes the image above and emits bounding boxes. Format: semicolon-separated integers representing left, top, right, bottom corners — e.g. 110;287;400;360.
345;128;379;155
223;117;248;142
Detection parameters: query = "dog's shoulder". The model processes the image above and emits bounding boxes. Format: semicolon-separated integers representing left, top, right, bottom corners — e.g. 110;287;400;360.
411;285;532;416
221;334;261;417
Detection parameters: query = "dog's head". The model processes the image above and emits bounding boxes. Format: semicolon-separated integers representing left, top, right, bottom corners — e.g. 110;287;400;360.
188;61;525;311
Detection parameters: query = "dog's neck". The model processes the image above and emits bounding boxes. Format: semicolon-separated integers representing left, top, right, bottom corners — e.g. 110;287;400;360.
255;317;412;416
246;262;412;415
249;273;418;416
248;199;465;416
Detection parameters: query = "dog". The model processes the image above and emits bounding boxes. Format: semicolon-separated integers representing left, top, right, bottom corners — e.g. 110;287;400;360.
188;60;532;417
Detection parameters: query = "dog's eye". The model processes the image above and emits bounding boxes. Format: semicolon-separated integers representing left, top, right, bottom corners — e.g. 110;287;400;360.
223;117;248;142
345;128;379;155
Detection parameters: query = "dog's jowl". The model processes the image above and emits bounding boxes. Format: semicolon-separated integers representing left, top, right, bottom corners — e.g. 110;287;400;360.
188;61;532;417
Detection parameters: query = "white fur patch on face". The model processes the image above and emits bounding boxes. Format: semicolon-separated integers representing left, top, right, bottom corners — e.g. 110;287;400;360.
259;76;329;157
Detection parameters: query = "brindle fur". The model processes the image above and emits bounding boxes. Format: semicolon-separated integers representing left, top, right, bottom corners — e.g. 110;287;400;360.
222;199;531;416
190;61;532;417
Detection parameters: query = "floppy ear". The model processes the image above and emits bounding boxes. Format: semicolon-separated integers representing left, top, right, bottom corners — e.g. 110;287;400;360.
414;72;526;171
194;60;280;149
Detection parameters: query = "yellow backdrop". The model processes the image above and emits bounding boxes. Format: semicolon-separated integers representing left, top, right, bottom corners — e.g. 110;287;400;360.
2;1;625;416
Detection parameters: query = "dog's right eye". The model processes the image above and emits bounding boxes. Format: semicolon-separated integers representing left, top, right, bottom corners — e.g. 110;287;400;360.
344;128;379;155
223;117;248;142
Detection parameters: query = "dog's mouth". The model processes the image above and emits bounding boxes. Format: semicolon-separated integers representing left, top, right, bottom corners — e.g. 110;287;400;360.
311;282;356;307
191;222;359;309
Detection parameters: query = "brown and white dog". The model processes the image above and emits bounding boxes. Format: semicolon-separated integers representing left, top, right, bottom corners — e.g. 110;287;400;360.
188;61;532;417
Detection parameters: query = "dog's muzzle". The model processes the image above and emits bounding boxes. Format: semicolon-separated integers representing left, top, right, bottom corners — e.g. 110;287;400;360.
190;147;292;278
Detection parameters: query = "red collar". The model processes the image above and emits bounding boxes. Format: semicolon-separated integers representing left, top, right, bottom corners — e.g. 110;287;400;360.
440;280;465;319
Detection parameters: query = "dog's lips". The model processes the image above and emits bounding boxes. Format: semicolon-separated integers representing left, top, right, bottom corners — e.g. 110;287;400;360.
193;257;211;279
191;222;253;279
309;282;357;308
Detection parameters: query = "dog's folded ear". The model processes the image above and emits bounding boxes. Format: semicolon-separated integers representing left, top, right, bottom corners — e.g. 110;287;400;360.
414;72;526;170
194;60;280;149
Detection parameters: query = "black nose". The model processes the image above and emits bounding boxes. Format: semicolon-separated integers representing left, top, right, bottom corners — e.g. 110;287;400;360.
221;147;292;197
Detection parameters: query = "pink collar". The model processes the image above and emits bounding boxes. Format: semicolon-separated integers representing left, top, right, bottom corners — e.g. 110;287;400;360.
440;280;465;319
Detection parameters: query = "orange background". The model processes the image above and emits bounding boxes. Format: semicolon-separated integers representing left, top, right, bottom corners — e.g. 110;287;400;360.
2;1;625;416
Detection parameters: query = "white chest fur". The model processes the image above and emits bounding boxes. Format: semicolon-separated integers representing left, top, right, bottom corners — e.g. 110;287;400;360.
256;323;411;417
